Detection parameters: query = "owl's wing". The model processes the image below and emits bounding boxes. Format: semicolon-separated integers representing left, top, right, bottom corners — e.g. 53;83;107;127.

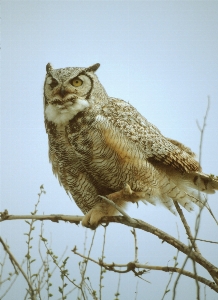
100;98;200;173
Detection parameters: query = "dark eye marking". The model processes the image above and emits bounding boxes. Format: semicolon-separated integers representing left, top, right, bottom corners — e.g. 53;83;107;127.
49;78;59;89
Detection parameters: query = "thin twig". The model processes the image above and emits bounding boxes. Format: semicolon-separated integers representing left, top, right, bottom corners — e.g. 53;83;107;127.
192;259;200;300
172;197;214;299
174;201;201;255
41;238;81;290
131;229;138;263
57;287;77;300
80;230;96;286
0;271;20;299
134;281;138;300
0;259;25;299
0;237;36;299
189;238;218;244
77;230;96;300
196;96;210;165
172;97;213;299
99;226;107;300
161;223;180;300
78;228;88;299
0;250;8;286
114;269;121;300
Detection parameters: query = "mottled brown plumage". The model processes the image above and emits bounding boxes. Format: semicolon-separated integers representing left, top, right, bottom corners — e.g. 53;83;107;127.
43;63;218;228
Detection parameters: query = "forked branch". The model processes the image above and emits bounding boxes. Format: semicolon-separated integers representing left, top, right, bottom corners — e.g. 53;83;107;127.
1;210;218;292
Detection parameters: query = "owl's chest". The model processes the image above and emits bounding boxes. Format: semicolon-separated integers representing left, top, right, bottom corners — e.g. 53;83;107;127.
65;113;97;156
47;124;82;182
47;113;94;164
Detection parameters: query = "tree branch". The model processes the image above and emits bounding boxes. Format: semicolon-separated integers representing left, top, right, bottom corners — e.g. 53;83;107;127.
0;211;82;224
72;247;217;292
173;201;201;255
1;211;218;291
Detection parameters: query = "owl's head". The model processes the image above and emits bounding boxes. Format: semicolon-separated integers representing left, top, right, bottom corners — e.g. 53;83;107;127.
44;63;107;125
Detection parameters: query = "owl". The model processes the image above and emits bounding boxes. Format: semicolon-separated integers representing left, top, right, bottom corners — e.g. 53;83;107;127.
44;63;218;228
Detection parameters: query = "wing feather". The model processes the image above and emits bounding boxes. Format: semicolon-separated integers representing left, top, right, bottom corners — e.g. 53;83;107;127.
101;98;200;173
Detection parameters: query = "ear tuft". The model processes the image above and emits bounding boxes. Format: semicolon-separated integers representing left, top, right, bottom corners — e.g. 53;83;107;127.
86;63;100;73
46;63;53;74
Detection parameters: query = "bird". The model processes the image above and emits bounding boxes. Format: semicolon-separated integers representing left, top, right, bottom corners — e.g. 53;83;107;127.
43;62;218;228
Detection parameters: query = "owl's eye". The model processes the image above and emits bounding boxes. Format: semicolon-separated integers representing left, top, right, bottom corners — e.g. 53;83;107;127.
49;78;59;89
70;78;83;87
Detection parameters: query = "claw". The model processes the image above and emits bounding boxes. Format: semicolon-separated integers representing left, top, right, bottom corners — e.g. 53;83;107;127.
123;183;133;195
81;184;142;228
81;201;115;229
107;183;142;203
82;208;105;229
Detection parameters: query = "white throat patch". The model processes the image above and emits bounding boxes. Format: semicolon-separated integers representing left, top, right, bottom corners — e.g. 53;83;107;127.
45;99;90;125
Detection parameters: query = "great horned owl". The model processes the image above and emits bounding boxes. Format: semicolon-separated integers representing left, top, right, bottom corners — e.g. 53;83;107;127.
44;63;218;228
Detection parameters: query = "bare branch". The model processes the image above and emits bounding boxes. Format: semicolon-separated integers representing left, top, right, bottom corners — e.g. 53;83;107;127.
172;97;213;299
72;247;217;292
192;259;200;300
79;230;96;294
174;201;201;255
134;281;139;300
161;224;180;300
0;237;36;299
1;212;218;285
131;228;138;263
99;226;107;300
196;96;210;165
0;212;83;224
189;238;218;244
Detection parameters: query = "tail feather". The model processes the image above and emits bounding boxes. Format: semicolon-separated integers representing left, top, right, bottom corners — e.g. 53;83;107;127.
156;170;218;214
138;168;217;221
186;172;218;194
176;194;195;212
160;195;177;215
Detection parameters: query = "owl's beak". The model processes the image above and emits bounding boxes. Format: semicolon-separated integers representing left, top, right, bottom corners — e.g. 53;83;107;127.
60;86;68;98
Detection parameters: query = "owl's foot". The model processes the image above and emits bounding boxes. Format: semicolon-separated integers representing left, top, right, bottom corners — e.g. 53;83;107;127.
107;183;141;203
82;202;118;229
82;184;143;229
82;208;105;229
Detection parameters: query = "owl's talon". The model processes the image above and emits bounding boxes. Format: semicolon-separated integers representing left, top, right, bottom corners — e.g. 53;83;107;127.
106;184;141;203
123;183;133;195
101;222;109;228
82;207;106;229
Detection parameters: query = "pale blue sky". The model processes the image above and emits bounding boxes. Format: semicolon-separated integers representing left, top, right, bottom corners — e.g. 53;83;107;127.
1;2;218;299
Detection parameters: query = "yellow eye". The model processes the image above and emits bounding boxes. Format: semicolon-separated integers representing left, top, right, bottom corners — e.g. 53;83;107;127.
71;78;83;87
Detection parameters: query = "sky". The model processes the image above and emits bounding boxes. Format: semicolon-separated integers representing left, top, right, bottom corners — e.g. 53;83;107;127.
1;1;218;299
